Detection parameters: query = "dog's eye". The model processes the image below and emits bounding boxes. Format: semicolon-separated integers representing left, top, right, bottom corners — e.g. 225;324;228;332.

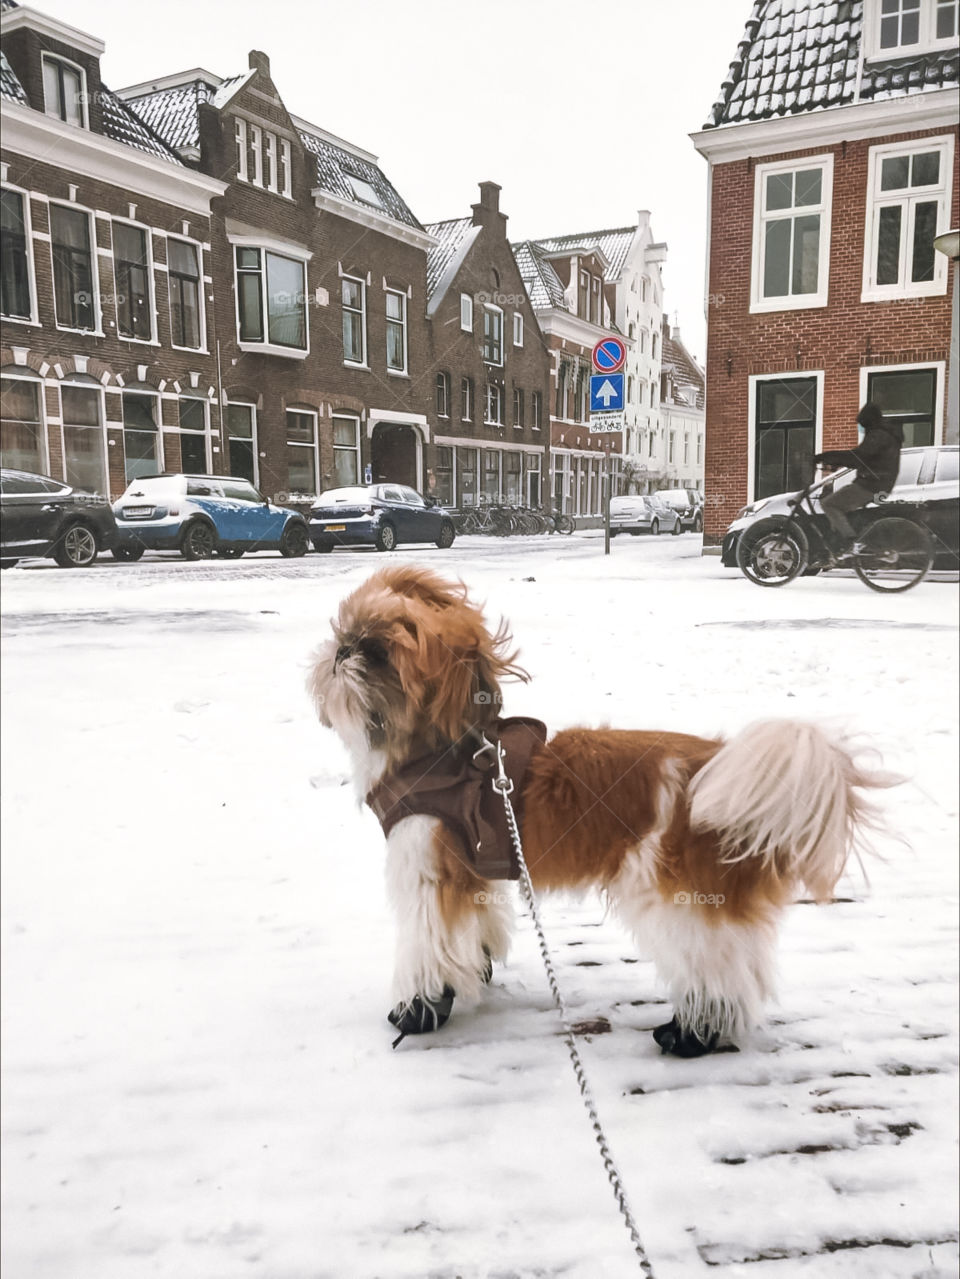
358;638;389;665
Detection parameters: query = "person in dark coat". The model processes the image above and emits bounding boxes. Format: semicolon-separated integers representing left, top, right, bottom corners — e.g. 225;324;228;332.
814;402;903;550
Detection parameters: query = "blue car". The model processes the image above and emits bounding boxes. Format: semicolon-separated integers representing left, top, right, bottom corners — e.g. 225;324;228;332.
112;473;310;561
309;484;456;552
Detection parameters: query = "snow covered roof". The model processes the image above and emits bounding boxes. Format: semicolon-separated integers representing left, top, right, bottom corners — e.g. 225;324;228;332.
0;48;26;102
299;127;424;232
662;322;705;410
524;227;636;282
99;87;185;162
424;217;473;296
511;240;569;311
118;76;240;152
705;0;959;128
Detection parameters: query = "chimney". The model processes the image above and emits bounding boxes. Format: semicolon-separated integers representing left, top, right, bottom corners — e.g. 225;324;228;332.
249;50;270;77
471;181;506;232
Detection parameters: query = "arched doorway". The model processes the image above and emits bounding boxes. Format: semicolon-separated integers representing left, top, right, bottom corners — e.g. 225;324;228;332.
371;422;419;488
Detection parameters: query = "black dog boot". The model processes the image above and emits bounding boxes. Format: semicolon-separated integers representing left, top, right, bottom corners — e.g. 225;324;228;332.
653;1015;722;1058
388;986;455;1047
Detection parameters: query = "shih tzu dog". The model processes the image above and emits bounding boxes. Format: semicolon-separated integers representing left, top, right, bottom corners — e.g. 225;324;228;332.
308;565;893;1056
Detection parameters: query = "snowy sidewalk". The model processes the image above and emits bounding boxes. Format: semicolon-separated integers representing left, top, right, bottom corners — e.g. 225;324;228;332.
2;541;958;1278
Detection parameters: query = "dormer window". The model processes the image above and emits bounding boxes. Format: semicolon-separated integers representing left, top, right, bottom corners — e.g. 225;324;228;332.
346;174;384;209
42;55;87;128
868;0;958;57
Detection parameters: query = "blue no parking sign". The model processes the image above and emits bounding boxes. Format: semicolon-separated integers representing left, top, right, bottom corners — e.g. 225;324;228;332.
592;337;626;373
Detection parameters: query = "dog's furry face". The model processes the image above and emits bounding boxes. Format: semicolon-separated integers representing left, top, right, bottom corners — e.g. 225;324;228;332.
308;566;527;781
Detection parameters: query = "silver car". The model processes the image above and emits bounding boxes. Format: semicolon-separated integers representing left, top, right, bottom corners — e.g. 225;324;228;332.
609;494;682;536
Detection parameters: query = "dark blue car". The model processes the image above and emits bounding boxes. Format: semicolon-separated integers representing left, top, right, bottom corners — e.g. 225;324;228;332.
309;484;456;552
112;473;310;560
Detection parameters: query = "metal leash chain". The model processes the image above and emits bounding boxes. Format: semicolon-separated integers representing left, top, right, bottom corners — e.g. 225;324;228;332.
492;745;657;1278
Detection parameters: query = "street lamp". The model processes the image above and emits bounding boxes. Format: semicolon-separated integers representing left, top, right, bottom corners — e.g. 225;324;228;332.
934;229;959;443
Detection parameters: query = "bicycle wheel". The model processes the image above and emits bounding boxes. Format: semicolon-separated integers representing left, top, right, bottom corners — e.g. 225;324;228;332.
554;512;575;535
460;512;480;535
852;517;933;593
736;517;809;587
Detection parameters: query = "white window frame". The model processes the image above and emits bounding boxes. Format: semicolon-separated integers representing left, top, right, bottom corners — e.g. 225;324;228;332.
332;413;361;487
513;312;523;347
49;199;103;335
167;233;207;352
531;390;541;431
285;407;319;496
280;138;293;199
461;375;473;422
225;399;259;488
265;132;278;193
864;0;959;58
861;134;954;303
1;369;48;474
747;370;824;504
460;292;473;332
385;287;408;375
249;125;263;188
751;153;833;313
235;118;248;182
0;184;39;325
111;215;157;345
484;382;503;425
175;396;212;474
230;236;310;359
858;361;946;446
341;274;367;367
436;371;450;419
60;379;108;493
120;387;164;484
41;53;88;129
483;303;504;366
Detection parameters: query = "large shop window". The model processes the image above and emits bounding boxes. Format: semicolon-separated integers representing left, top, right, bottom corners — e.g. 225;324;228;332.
113;222;153;340
226;403;257;483
866;368;938;448
754;377;817;500
332;415;360;487
482;450;500;501
1;190;33;321
0;375;43;472
287;409;318;495
752;158;831;311
435;446;454;506
863;138;953;300
51;205;96;331
504;451;521;502
122;392;161;483
62;383;106;494
235;247;306;350
168;238;202;349
457;447;478;507
178;398;209;473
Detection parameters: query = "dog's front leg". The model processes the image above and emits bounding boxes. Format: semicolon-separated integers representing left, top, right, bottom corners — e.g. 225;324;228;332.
384;817;508;1037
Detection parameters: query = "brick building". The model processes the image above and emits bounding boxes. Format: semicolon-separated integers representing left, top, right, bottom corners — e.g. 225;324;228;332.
424;182;550;509
691;0;959;549
1;3;225;496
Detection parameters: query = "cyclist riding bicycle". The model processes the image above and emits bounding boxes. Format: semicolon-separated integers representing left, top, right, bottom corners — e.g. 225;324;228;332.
814;401;903;560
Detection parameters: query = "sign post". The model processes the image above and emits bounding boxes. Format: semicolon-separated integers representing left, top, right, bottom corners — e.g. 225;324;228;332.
590;338;626;556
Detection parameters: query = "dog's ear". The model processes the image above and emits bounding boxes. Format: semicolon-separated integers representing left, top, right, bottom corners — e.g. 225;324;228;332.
306;641;334;727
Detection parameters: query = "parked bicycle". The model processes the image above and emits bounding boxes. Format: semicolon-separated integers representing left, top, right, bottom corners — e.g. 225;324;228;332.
736;476;934;593
455;500;575;536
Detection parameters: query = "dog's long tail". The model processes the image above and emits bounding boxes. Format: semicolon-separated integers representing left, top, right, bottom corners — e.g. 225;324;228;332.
687;720;901;900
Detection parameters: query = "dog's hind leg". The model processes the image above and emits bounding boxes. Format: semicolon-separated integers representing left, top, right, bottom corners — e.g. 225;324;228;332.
384;817;501;1036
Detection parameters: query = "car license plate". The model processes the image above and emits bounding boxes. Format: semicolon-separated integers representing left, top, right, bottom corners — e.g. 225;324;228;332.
124;506;154;517
326;524;346;532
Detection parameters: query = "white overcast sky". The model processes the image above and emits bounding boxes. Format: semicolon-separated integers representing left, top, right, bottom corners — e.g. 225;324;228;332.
55;0;752;364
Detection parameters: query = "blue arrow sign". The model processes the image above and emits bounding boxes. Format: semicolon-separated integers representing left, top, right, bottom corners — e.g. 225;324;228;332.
590;373;624;413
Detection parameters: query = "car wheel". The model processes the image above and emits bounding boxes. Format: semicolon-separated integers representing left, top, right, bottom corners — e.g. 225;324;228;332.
279;522;309;558
181;521;216;560
216;548;245;559
112;543;145;562
375;522;397;552
651;519;660;536
630;530;640;536
693;513;703;533
53;523;98;568
671;520;681;535
436;520;455;549
609;529;619;537
313;540;334;554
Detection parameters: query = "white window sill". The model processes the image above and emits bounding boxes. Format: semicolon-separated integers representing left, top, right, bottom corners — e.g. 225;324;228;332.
343;360;369;370
483;420;504;428
387;368;409;378
55;325;105;337
861;282;948;304
170;344;210;355
238;341;309;360
0;314;41;326
117;336;160;346
749;295;828;314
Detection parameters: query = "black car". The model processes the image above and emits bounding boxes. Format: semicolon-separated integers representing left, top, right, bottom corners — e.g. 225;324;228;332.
721;446;959;572
1;469;118;568
309;484;457;552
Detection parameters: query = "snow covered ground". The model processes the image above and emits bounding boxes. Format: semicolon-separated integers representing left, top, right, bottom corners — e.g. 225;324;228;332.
2;534;958;1279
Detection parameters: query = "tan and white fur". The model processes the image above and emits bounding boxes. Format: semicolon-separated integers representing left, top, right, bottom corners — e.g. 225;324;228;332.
309;565;895;1055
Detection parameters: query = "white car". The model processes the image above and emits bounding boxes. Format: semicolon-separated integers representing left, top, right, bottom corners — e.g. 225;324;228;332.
609;494;681;536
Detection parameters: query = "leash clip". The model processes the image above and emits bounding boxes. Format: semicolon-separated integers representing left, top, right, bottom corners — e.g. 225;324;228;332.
492;740;514;796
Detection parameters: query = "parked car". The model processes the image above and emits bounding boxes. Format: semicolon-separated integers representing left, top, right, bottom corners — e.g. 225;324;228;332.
1;468;117;568
656;487;704;532
112;474;310;560
309;484;457;552
609;493;682;536
721;445;959;572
